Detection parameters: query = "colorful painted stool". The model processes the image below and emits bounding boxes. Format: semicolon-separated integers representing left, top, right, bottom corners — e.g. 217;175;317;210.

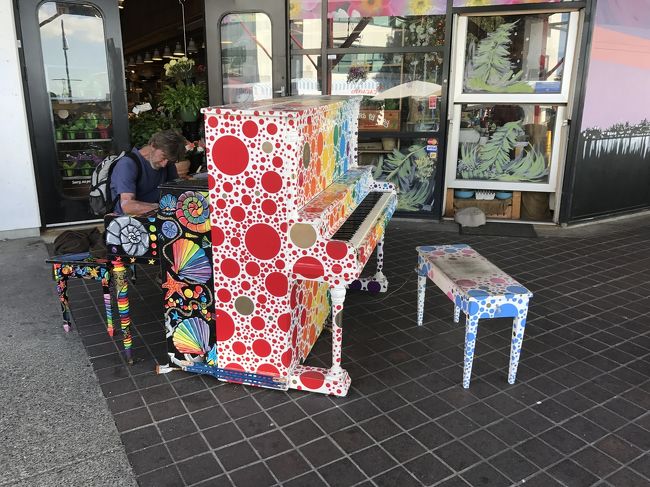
46;252;134;364
416;244;532;388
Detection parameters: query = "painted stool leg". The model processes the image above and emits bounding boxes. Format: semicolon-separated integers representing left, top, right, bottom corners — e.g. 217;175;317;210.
462;313;480;388
100;267;114;337
454;305;461;324
417;275;427;326
112;261;133;364
508;302;529;385
53;264;72;332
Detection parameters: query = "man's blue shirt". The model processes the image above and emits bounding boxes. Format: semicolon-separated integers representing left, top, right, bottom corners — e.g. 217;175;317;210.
110;148;177;214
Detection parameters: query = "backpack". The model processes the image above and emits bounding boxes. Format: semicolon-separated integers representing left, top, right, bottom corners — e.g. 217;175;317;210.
89;151;141;216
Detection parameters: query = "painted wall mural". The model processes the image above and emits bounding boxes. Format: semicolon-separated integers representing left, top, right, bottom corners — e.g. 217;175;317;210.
453;0;566;6
289;0;447;20
570;0;650;219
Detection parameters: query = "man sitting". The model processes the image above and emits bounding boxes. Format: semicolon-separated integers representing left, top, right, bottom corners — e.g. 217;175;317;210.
110;129;186;215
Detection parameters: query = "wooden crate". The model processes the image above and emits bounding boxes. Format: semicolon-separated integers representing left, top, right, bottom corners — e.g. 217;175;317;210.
445;189;521;220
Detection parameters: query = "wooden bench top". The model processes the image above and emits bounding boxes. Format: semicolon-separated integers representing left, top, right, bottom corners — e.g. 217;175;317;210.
417;244;532;300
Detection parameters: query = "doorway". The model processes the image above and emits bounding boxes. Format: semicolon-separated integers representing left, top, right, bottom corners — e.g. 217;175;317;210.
19;0;128;226
204;0;287;106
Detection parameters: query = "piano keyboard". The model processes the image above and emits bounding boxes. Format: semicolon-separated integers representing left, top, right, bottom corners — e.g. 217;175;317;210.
332;191;393;248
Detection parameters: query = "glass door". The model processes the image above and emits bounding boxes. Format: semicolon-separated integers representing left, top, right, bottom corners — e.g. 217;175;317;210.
20;0;128;225
445;10;580;195
204;0;287;106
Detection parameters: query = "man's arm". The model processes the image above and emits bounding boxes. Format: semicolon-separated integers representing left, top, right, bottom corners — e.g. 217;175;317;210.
120;192;158;215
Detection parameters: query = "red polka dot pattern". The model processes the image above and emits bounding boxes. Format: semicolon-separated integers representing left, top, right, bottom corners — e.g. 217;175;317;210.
204;99;362;395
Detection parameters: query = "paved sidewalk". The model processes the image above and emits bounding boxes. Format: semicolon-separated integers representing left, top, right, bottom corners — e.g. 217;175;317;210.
3;212;650;486
0;238;137;487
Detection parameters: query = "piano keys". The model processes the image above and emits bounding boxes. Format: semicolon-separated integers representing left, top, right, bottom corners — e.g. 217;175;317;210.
199;95;396;396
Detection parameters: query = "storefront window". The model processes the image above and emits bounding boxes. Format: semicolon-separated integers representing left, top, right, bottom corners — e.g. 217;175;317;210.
329;52;443;133
291;55;322;95
455;103;557;184
221;13;273;104
38;2;112;199
289;0;322;49
463;13;571;94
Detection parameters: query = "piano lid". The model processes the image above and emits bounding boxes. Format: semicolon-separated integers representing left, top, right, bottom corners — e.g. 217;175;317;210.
201;95;362;118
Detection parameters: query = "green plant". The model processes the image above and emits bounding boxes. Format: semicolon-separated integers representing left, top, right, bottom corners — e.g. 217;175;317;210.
384;98;400;110
465;21;534;94
159;82;207;118
129;111;179;147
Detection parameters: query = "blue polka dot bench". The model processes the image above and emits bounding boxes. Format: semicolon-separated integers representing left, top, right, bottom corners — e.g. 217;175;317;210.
416;244;532;388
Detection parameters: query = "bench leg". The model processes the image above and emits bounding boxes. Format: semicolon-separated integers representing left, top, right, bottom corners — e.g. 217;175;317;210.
463;314;479;388
454;305;461;324
508;305;529;385
100;268;114;337
112;261;133;364
53;265;72;332
417;275;427;326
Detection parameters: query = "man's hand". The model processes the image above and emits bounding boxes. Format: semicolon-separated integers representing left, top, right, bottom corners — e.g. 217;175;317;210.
120;193;159;215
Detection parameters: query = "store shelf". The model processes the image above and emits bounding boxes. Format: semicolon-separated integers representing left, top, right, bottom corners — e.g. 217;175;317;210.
61;176;92;181
445;188;522;220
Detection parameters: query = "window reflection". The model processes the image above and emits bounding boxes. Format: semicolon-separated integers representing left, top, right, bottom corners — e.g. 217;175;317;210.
291;55;322;95
39;2;109;101
328;15;445;49
289;0;322;49
330;52;443;132
39;2;113;199
221;13;273;104
464;13;570;94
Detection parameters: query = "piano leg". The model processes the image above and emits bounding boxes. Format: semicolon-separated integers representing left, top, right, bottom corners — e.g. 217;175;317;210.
349;238;389;293
287;285;351;396
329;286;346;377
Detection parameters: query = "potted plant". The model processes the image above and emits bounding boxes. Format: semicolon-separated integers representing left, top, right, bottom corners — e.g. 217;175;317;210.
97;119;111;139
60;160;77;177
129;110;179;147
159;57;208;122
160;83;207;122
55;124;65;141
81;113;99;139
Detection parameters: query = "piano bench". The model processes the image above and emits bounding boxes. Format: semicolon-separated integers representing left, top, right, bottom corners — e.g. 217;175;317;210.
416;245;532;388
46;252;134;363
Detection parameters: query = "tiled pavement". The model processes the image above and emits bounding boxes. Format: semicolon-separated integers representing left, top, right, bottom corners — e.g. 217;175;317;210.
62;219;650;486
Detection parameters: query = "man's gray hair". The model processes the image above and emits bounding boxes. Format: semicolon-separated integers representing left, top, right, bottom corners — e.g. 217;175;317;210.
149;129;186;162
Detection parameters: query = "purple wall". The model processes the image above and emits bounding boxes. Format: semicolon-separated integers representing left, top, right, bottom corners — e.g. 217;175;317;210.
581;0;650;130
